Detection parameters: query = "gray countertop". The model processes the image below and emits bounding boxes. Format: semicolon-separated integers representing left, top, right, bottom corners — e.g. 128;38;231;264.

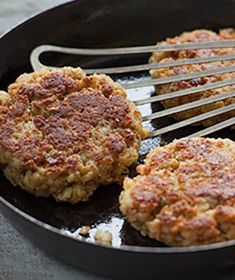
0;1;104;279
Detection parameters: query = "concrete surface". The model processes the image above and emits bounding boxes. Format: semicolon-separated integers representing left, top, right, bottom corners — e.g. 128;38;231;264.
0;2;105;279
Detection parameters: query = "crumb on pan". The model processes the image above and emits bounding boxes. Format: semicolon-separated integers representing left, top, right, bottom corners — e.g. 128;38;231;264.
94;229;113;245
79;226;91;236
0;67;148;203
149;29;235;127
119;137;235;246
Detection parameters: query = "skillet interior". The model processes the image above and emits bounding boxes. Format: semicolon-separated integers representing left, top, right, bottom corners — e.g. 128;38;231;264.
0;0;235;278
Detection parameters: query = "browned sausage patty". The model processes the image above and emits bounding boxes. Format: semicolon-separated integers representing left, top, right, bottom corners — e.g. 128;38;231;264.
119;137;235;246
0;67;148;203
149;29;235;127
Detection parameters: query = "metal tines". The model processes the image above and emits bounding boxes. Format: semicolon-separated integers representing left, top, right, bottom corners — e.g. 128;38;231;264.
30;40;235;138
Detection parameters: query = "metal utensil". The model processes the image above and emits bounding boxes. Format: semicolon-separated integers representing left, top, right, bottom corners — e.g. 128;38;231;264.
30;41;235;138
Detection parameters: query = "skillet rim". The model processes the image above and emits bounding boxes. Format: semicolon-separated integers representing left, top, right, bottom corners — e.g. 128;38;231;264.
0;0;235;255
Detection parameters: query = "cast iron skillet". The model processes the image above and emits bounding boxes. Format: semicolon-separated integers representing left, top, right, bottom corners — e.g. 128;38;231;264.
0;0;235;279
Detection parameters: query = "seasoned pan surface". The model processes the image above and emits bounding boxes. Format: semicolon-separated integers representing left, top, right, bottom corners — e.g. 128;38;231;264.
0;0;235;279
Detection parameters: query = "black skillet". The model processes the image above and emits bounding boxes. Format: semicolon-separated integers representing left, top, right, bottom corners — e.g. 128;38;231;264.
0;0;235;279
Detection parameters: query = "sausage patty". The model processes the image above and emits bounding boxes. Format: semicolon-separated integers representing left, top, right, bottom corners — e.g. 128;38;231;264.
120;137;235;246
0;67;148;203
149;29;235;127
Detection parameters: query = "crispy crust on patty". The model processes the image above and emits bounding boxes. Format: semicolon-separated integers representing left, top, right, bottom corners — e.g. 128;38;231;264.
149;29;235;127
119;137;235;246
0;67;148;203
